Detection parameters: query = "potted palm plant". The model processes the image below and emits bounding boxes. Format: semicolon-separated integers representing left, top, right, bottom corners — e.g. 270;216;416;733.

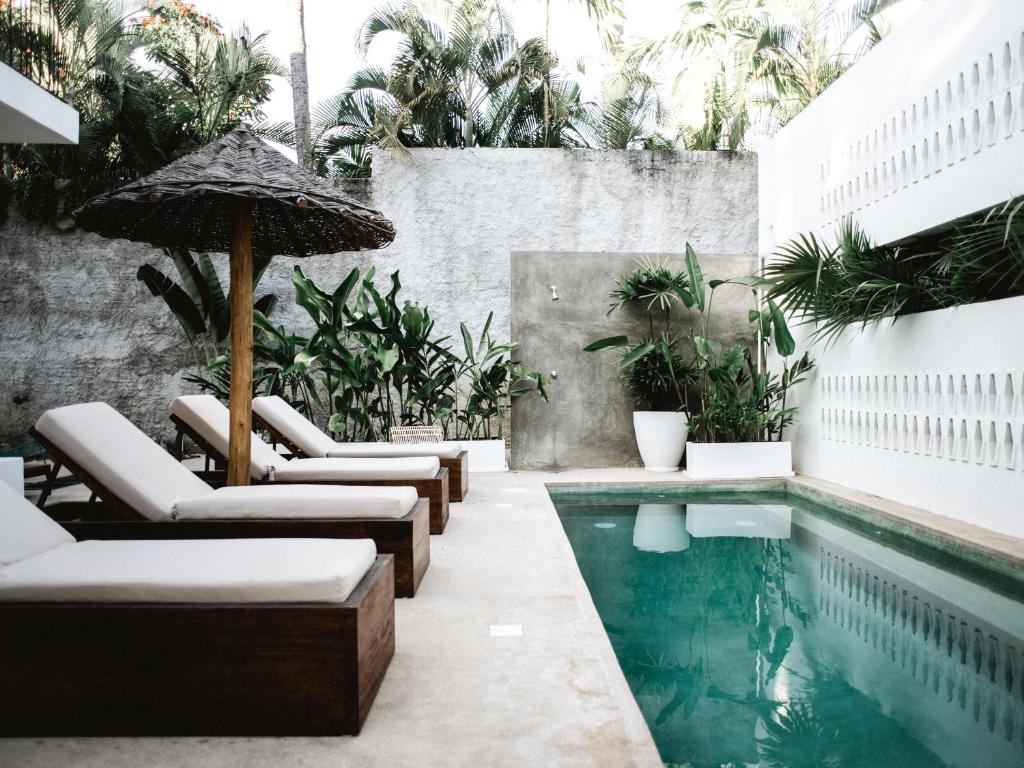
584;254;698;472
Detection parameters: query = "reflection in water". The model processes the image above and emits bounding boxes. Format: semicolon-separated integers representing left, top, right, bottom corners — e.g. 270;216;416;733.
633;504;690;553
686;503;793;540
555;495;1024;768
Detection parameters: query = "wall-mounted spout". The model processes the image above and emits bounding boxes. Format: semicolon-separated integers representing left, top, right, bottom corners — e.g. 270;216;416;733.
550;285;559;301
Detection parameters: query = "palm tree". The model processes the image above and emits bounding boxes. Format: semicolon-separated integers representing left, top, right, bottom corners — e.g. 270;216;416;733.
632;0;766;150
586;67;666;149
258;0;591;176
631;0;906;150
357;0;563;148
287;0;312;168
752;0;904;128
3;0;281;224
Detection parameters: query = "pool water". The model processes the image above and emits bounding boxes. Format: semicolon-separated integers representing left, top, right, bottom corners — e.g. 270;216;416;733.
552;490;1024;768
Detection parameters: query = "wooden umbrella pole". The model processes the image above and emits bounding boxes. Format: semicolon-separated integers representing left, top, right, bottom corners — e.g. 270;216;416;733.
227;200;254;486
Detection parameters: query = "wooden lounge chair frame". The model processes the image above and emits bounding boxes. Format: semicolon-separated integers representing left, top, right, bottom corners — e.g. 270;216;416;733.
30;428;429;598
171;414;450;534
251;410;470;503
0;555;395;736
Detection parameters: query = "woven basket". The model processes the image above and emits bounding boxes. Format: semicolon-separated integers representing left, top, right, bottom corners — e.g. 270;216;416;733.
388;425;443;444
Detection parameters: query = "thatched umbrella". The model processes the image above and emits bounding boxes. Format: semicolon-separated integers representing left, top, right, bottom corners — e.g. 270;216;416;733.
75;128;395;486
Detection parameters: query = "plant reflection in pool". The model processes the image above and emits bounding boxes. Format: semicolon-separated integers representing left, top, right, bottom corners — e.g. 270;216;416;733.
553;492;1022;768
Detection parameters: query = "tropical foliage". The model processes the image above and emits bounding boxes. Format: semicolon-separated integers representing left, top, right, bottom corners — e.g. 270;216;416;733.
291;266;548;441
137;247;278;372
1;0;280;224
584;255;698;412
764;196;1024;343
258;0;594;175
586;245;813;441
629;0;905;149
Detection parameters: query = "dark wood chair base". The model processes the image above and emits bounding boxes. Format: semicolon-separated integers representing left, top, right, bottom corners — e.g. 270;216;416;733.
173;415;450;534
0;555;395;736
443;451;469;502
51;500;430;598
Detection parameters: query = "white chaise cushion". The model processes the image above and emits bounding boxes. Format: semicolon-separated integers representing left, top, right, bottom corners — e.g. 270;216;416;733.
252;395;462;459
171;395;286;480
172;483;418;520
0;482;75;566
35;403;214;522
274;456;439;482
252;395;337;457
0;538;377;603
325;441;462;460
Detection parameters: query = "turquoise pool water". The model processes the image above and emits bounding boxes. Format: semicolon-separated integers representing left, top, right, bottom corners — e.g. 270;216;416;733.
551;489;1024;768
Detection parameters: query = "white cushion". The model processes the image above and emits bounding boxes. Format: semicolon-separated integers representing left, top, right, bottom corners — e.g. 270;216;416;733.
0;482;75;566
35;403;214;522
252;395;461;459
171;395;286;480
0;538;376;603
326;441;462;459
252;395;337;457
274;456;439;482
172;483;418;521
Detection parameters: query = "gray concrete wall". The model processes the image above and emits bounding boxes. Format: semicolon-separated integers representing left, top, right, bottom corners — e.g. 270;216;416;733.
0;148;756;447
510;252;757;469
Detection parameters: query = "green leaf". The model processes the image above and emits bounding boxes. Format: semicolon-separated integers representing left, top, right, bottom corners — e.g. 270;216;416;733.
768;299;796;357
254;293;278;317
620;341;656;368
199;254;230;341
460;323;475;363
137;264;206;337
374;345;400;373
685;243;705;311
583;335;629;352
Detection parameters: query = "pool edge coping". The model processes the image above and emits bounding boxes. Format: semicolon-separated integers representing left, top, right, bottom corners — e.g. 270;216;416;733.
544;473;1024;584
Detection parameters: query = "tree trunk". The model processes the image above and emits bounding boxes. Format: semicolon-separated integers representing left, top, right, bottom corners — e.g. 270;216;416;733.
288;0;312;169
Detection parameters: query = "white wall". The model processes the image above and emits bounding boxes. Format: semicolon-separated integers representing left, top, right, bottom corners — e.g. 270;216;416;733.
760;0;1024;252
759;1;1024;536
0;62;78;144
785;297;1024;538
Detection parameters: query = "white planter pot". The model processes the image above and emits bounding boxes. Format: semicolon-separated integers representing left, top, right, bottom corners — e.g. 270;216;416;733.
683;441;794;480
449;439;507;472
686;504;792;539
632;504;690;552
632;411;688;472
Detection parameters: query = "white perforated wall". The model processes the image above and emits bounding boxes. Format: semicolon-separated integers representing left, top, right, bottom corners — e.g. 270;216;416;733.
759;2;1024;536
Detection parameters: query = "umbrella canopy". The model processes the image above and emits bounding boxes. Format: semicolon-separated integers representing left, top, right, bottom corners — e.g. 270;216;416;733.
75;128;394;255
74;128;395;486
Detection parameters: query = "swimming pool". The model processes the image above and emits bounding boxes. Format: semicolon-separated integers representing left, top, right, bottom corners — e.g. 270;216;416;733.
550;487;1024;768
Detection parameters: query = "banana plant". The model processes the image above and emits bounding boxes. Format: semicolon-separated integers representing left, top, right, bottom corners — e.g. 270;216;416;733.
456;312;549;440
137;246;278;373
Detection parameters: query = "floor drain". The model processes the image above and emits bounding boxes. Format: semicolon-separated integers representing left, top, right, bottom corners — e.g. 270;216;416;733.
489;624;524;637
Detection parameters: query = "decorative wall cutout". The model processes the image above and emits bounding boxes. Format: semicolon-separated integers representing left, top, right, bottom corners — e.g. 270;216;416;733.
819;548;1024;743
819;370;1024;471
818;27;1024;225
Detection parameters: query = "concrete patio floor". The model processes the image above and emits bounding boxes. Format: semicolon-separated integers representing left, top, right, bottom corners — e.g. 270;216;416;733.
5;466;1020;768
2;469;665;768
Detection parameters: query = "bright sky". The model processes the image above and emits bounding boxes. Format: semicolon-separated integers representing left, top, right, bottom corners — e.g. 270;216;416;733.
195;0;926;128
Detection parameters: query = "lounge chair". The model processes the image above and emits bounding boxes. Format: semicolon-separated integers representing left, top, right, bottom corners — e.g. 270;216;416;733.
171;395;450;533
30;402;429;597
0;481;394;736
252;395;469;502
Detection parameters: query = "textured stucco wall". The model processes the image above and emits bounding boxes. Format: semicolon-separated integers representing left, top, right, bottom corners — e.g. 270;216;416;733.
0;148;756;447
